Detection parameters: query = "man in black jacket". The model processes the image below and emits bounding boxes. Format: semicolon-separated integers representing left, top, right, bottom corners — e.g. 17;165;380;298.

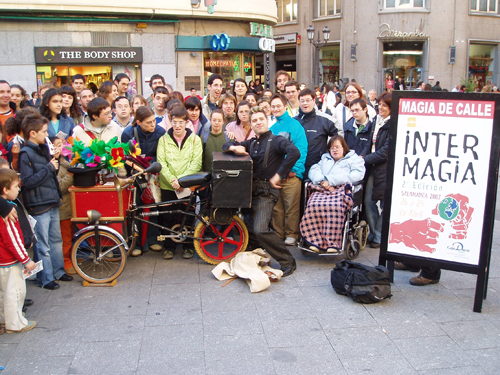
294;89;338;178
223;107;300;276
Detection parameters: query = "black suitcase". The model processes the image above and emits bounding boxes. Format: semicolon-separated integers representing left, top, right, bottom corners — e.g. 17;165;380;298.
212;152;253;208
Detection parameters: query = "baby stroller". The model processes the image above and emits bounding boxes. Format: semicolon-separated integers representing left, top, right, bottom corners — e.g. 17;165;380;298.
298;180;369;260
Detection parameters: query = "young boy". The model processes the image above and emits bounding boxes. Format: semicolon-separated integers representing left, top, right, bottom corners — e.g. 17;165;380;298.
202;109;229;173
152;87;169;125
0;168;36;333
71;97;123;146
19;114;72;290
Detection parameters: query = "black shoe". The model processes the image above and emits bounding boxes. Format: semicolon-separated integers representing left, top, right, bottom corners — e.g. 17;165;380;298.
22;306;27;313
24;299;34;307
281;260;297;277
58;274;73;282
42;281;60;290
370;241;381;249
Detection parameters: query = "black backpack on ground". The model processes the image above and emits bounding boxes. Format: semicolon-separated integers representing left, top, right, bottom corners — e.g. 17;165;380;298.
331;260;392;304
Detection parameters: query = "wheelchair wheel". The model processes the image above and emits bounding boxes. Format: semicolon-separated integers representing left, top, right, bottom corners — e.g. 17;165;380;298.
345;239;361;260
194;216;249;265
71;230;127;284
356;220;370;250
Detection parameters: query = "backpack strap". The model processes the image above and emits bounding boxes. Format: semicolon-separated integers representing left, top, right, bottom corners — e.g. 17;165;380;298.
79;123;96;140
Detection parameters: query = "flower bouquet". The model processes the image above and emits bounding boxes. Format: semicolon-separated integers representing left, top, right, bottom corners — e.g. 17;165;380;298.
66;136;142;187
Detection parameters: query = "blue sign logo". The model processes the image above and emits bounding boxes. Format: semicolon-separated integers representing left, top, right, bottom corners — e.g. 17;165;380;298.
211;33;230;51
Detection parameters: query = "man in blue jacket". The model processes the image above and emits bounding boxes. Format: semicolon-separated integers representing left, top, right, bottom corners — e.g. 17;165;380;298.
269;94;308;246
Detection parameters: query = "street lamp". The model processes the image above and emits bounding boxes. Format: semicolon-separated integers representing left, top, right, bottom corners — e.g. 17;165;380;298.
306;25;331;87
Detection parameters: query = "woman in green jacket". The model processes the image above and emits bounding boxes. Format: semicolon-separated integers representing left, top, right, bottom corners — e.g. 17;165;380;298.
157;106;203;260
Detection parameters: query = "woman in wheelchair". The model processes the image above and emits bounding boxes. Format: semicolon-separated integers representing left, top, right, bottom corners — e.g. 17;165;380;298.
299;135;365;253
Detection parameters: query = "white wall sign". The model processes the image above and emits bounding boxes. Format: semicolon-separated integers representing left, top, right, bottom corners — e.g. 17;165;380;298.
379;23;428;38
274;33;297;45
259;38;275;53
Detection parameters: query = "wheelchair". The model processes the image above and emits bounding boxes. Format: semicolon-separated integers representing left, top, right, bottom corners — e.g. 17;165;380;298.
298;180;370;260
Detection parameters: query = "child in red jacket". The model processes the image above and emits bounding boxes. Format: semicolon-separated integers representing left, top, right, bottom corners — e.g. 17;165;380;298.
0;168;36;333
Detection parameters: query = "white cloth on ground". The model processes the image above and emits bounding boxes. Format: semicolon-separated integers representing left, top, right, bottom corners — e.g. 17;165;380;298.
211;249;283;293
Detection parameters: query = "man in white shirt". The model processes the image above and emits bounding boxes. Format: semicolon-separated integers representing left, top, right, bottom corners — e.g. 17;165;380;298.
111;96;133;129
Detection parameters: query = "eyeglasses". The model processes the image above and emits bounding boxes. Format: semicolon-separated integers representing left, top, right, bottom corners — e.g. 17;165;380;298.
238;110;250;114
116;105;130;110
300;98;314;104
172;121;186;126
330;146;343;151
101;111;112;117
345;91;358;96
271;104;283;109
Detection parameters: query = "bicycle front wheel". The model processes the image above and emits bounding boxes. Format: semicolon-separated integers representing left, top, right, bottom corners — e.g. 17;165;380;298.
194;216;248;265
71;230;127;283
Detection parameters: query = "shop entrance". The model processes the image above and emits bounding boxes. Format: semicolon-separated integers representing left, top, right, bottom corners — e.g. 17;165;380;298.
469;43;496;91
36;65;142;95
382;41;424;90
274;47;297;80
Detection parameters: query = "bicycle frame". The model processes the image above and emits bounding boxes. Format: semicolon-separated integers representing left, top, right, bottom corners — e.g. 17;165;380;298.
125;179;213;243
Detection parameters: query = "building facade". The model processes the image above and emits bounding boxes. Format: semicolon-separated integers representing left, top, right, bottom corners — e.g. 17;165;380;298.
0;0;277;98
273;0;500;93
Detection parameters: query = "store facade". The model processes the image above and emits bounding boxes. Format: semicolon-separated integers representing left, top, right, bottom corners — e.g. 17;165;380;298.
34;46;143;95
273;0;500;93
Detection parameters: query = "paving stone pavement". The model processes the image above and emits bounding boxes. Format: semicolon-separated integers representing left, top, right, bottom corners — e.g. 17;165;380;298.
1;227;499;374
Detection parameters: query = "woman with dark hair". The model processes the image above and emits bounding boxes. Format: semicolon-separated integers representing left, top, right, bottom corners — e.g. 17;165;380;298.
97;81;118;106
121;105;166;256
232;78;248;105
4;107;38;170
185;96;211;138
10;84;28;110
170;91;184;103
300;135;365;252
59;86;82;124
40;88;75;139
333;82;376;135
321;84;336;115
243;92;259;108
248;80;257;94
363;91;392;248
225;100;255;142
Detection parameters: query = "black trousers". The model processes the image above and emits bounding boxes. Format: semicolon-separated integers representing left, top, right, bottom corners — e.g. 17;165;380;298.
244;180;295;268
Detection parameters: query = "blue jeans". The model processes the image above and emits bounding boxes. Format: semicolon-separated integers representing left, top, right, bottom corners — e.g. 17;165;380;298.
364;170;383;244
33;207;65;287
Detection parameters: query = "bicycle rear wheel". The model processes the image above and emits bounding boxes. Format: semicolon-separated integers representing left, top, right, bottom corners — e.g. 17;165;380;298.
194;216;248;265
71;230;127;283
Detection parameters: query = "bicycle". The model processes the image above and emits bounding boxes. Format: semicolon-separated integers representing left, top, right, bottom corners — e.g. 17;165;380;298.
70;162;249;284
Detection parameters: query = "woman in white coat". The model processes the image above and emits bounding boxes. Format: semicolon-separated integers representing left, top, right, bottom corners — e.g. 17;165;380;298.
299;135;365;252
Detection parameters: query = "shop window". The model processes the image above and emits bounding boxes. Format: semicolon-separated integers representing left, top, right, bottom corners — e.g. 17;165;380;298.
469;43;496;90
203;52;243;90
471;0;499;13
384;0;426;9
314;0;342;17
319;45;340;85
276;0;298;23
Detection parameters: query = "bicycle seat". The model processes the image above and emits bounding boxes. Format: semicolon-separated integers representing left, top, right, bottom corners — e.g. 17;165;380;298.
179;172;212;188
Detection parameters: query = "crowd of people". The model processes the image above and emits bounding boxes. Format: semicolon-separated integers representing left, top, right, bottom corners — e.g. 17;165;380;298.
0;70;469;334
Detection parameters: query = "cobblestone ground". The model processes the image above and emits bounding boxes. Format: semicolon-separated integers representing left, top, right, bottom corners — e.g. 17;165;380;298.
0;228;499;374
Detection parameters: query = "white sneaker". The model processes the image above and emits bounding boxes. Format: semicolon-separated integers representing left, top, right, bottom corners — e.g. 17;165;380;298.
131;249;142;257
309;245;320;252
149;244;162;252
284;237;296;246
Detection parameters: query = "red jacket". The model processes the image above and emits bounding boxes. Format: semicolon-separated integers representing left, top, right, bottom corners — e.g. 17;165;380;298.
0;218;30;267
